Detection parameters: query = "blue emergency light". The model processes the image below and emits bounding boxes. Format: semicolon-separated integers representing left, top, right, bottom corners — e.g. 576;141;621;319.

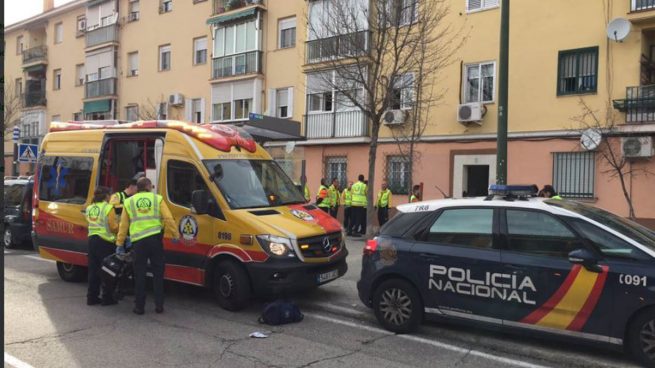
488;184;537;197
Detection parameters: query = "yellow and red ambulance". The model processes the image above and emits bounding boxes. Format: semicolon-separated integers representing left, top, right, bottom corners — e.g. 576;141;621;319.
33;120;347;310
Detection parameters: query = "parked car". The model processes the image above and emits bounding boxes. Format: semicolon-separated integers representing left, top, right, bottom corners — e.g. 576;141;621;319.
4;178;33;248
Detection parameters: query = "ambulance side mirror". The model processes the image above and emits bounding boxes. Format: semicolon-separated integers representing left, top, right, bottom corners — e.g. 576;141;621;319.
568;248;602;273
192;190;209;215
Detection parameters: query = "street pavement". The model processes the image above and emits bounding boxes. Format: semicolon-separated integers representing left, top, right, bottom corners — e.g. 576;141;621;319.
3;240;641;368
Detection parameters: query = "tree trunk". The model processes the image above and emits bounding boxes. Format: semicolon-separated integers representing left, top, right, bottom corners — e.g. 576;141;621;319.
366;120;381;237
617;170;636;219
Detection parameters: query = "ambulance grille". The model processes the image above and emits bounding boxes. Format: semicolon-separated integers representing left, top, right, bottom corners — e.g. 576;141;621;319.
298;232;342;258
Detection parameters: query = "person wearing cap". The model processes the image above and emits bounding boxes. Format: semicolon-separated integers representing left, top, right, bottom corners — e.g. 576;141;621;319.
116;177;180;315
85;186;119;306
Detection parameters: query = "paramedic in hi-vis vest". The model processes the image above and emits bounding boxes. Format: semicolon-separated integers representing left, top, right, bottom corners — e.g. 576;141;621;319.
349;174;367;236
109;178;138;217
375;182;392;227
316;178;330;213
116;177;180;315
342;182;353;232
85;186;119;306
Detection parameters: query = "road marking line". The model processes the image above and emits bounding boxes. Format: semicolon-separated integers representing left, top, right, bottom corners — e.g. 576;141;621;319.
305;313;552;368
24;255;54;263
4;352;35;368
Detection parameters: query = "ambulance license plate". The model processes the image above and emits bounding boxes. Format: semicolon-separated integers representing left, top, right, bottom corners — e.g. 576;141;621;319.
316;270;339;284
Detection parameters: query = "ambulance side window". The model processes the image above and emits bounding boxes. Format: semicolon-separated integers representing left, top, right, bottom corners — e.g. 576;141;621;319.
167;160;211;207
39;156;94;204
505;210;582;258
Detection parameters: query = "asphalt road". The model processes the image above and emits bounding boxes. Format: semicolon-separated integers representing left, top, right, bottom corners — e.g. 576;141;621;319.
3;240;642;368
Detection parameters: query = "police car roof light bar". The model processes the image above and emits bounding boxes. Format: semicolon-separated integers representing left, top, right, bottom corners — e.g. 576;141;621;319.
486;184;537;201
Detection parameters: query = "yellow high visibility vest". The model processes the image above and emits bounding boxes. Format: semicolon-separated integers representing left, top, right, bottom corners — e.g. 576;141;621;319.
342;189;352;206
304;185;310;202
124;192;163;242
351;181;367;207
86;201;116;242
316;185;330;207
377;189;392;208
328;185;338;207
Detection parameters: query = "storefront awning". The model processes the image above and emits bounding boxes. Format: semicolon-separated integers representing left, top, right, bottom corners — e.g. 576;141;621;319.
227;114;304;143
83;99;111;114
206;8;257;26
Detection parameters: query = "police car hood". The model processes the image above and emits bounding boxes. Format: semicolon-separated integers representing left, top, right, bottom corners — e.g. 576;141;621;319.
239;204;342;239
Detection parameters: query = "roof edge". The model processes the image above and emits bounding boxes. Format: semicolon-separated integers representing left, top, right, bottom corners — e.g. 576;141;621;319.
5;0;87;32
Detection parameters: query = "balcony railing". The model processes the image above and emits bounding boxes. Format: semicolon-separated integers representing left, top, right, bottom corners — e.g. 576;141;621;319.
85;24;118;48
212;51;262;79
22;46;47;65
212;0;262;15
632;0;655;11
306;31;369;64
85;78;116;98
24;92;47;107
613;84;655;123
304;110;368;139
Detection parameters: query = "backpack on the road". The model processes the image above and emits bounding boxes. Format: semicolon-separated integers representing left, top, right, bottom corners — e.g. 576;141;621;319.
258;300;304;325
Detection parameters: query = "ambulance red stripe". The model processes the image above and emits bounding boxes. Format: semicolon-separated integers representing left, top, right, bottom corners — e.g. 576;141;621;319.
521;265;582;324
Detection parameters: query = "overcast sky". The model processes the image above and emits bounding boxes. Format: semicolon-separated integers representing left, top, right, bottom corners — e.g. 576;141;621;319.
5;0;76;26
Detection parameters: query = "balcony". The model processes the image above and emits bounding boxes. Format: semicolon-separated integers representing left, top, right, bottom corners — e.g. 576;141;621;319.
212;51;262;79
632;0;655;11
306;31;369;64
85;78;116;99
85;24;118;48
23;92;47;108
613;84;655;123
22;46;47;65
212;0;262;15
304;110;368;139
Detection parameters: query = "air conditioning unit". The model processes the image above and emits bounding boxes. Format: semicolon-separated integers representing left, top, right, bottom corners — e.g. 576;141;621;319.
168;93;184;106
382;110;407;125
457;102;483;124
622;136;654;158
78;19;87;32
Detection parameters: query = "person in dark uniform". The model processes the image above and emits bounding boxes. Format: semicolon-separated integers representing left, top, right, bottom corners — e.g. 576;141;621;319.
85;186;119;306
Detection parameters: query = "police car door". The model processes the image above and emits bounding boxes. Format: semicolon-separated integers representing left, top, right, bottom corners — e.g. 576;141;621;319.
499;209;612;339
412;207;504;320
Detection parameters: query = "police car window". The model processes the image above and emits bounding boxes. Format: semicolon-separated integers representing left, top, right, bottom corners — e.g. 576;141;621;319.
39;156;93;204
5;184;25;207
506;210;581;258
427;208;493;249
167;160;209;208
381;212;429;238
568;218;650;261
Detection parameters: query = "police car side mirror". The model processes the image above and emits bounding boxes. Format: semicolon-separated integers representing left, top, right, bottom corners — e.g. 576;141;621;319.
192;190;209;215
568;248;602;273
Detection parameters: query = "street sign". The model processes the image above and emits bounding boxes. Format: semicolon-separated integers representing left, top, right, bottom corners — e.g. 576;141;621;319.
249;112;264;121
12;127;20;142
18;144;39;163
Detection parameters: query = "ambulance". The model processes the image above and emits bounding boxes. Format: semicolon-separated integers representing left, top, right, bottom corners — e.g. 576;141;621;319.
32;120;348;311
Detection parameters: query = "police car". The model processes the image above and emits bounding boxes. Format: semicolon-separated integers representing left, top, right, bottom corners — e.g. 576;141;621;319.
357;185;655;367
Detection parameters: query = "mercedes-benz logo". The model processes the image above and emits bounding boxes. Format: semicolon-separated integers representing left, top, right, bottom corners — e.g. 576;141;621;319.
322;237;331;252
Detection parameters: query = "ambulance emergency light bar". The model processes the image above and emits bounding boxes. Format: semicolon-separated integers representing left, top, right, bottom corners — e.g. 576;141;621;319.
488;184;537;197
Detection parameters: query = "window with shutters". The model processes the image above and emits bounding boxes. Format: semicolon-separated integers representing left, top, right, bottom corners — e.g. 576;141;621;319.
128;0;140;22
191;98;203;123
552;151;595;199
386;155;410;194
466;0;499;13
159;45;171;71
160;0;172;13
211;80;257;121
463;61;495;103
53;69;62;90
75;64;85;86
15;78;22;97
128;52;139;76
557;47;598;96
73;112;83;121
391;73;415;110
212;103;231;121
125;105;138;122
16;35;24;55
194;37;208;65
55;22;64;44
325;157;347;189
278;17;296;49
276;88;290;118
384;0;419;26
234;99;252;119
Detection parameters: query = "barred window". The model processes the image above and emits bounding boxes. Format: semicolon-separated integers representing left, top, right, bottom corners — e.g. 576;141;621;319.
553;152;595;199
387;155;410;194
558;47;598;96
325;157;347;189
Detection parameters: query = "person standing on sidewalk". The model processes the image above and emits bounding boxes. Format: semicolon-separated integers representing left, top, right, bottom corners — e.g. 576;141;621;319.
342;182;353;232
316;178;330;213
116;177;180;315
350;175;367;236
409;185;421;203
328;178;340;218
376;183;392;227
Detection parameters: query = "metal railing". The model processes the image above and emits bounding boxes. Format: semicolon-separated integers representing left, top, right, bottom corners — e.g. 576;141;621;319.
85;78;116;98
212;51;262;79
22;46;47;64
617;85;655;123
632;0;655;11
304;110;368;139
212;0;262;15
306;31;369;64
85;23;118;48
24;92;47;107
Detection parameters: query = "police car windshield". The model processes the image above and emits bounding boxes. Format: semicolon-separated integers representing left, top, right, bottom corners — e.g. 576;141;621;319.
546;200;655;251
204;159;305;210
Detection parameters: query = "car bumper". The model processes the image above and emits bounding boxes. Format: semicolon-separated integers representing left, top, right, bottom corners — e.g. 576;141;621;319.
246;248;348;296
357;278;373;307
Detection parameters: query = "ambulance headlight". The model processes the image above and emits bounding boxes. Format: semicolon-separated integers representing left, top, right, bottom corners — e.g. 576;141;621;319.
257;235;296;258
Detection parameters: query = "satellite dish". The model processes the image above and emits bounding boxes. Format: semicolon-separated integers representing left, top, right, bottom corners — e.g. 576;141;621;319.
580;128;602;151
607;18;631;42
285;141;296;154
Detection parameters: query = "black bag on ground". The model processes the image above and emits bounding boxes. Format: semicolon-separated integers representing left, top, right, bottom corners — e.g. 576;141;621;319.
258;300;304;325
100;253;134;299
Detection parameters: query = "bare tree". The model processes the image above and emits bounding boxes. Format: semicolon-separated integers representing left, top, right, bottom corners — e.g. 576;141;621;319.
572;99;652;219
137;95;168;120
306;0;461;234
3;79;24;134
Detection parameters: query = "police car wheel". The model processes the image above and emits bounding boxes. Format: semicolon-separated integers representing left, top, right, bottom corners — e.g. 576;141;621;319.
372;279;422;334
4;227;16;249
213;260;251;312
56;261;87;282
628;309;655;367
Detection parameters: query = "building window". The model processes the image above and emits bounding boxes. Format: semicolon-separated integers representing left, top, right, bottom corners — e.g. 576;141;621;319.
73;112;83;121
276;88;291;118
383;0;419;26
53;69;62;90
391;73;415;110
466;0;499;12
125;105;138;122
464;61;495;103
193;37;208;65
128;52;139;76
553;151;595;199
325;156;347;189
16;35;24;55
128;0;140;22
212;102;231;121
76;15;86;36
55;22;64;44
278;17;296;49
213;20;257;58
191;98;203;123
75;64;85;86
234;99;252;120
160;0;172;13
557;47;598;96
158;102;168;119
15;78;22;97
386;155;410;194
159;45;171;71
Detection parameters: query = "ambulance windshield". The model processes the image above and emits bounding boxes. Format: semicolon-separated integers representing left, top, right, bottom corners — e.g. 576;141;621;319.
204;159;306;209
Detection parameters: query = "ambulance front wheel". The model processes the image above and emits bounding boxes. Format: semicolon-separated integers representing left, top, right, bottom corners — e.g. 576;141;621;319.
56;261;87;282
372;278;423;334
213;260;251;311
627;307;655;367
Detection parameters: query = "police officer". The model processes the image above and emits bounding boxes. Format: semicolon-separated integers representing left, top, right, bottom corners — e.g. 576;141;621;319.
85;186;119;306
116;177;180;315
342;182;353;231
410;184;421;203
376;182;392;227
328;178;339;218
541;185;562;200
350;174;367;236
316;178;330;213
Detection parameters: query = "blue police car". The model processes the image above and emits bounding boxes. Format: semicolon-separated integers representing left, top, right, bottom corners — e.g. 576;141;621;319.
357;185;655;367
